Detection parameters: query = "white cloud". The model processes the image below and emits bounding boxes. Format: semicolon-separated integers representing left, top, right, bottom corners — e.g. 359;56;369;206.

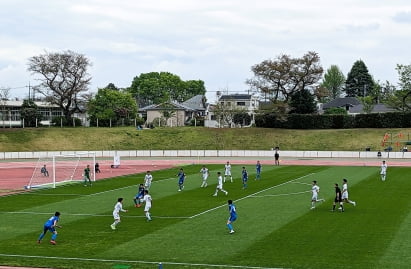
0;0;411;101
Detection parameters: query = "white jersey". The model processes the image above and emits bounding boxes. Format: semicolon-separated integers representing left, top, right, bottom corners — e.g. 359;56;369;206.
225;164;232;175
342;183;349;199
217;175;224;189
311;185;319;200
380;164;387;175
142;194;152;211
144;174;153;188
200;167;209;179
113;202;126;219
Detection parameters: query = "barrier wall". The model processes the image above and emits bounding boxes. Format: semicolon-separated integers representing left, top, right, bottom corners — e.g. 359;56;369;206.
1;150;411;160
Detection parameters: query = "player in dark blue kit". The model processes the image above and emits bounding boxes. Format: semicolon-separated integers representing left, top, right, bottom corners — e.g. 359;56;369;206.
177;168;186;191
241;167;248;189
227;200;237;234
37;211;61;245
255;161;261;180
133;183;145;207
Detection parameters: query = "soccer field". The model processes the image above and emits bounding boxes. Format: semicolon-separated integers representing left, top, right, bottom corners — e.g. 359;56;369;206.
0;164;410;269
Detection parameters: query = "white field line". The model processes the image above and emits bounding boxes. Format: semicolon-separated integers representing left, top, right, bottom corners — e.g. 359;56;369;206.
23;176;177;197
189;173;314;219
0;253;287;269
0;211;189;219
251;190;311;198
291;182;312;185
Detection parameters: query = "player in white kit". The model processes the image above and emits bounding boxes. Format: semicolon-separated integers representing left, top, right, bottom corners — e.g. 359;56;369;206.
380;160;387;181
200;165;209;187
224;161;233;183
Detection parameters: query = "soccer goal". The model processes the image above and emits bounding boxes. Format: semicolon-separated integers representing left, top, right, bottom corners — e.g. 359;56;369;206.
26;152;96;189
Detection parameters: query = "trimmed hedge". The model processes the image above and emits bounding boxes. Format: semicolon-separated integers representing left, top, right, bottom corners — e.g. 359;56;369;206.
255;112;411;129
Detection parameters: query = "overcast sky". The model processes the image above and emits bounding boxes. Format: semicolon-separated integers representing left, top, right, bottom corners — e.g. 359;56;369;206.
1;0;410;102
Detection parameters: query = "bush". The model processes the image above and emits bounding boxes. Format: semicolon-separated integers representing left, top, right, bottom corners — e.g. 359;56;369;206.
51;116;82;127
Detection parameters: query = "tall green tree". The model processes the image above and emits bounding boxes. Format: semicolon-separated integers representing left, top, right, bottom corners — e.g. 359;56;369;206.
247;51;323;102
383;65;411;111
345;60;374;97
128;72;206;106
88;85;138;127
27;50;92;123
20;99;42;127
321;65;345;100
288;89;317;114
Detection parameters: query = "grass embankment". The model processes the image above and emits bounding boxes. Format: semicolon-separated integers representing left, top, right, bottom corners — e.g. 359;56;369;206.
0;127;409;152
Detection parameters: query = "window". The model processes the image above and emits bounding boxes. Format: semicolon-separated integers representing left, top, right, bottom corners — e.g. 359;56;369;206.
237;102;246;106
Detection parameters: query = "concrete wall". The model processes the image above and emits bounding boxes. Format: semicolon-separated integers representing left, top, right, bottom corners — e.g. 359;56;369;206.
1;150;410;160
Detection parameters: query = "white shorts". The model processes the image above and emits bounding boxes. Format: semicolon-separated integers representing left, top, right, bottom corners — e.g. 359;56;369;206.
225;171;231;176
311;194;318;201
202;175;208;180
113;212;120;220
217;184;223;190
144;205;151;212
342;192;348;199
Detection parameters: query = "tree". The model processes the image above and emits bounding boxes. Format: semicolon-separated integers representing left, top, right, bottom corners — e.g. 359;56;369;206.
381;65;411;112
247;51;323;102
321;65;345;99
345;60;374;97
358;96;375;114
0;87;10;128
88;85;138;127
233;112;251;126
213;102;245;128
128;72;206;106
27;50;92;124
20;99;42;127
288;89;317;114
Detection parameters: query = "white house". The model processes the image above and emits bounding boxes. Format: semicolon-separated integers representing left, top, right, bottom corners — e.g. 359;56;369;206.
0;100;88;127
205;94;259;128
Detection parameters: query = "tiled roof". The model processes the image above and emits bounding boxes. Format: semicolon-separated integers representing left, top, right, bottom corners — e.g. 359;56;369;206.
322;97;361;109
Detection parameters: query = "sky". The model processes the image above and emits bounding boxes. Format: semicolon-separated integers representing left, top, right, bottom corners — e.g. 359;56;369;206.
0;0;410;103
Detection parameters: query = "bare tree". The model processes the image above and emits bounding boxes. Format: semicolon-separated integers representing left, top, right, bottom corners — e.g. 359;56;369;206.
0;87;10;128
247;51;323;102
27;50;92;124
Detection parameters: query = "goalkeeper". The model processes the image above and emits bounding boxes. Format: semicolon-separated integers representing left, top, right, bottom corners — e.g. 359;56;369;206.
83;164;92;186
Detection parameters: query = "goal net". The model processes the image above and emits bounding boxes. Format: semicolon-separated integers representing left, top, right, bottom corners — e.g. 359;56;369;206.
27;152;96;189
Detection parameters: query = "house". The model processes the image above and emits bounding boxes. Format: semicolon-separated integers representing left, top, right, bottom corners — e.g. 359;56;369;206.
0;100;62;127
0;100;89;127
204;94;259;128
321;97;395;114
321;97;360;113
138;95;207;127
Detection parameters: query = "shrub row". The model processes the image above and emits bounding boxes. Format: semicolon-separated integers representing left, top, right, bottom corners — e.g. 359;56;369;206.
255;112;411;129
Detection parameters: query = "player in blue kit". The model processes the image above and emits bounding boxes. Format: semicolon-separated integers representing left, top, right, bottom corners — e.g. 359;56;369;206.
241;167;248;189
227;200;237;234
255;161;262;180
37;211;61;245
177;168;186;191
133;183;145;207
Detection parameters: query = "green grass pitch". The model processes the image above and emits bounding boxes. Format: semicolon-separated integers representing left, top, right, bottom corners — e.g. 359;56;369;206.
0;164;410;269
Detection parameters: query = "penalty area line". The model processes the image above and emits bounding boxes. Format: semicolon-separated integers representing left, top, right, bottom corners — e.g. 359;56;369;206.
0;253;286;269
251;190;311;198
190;173;314;219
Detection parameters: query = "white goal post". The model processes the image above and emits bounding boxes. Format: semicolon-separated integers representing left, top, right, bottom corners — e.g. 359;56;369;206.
27;152;96;189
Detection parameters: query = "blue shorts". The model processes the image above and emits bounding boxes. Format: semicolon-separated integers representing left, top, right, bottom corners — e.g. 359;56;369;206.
229;216;237;222
43;225;56;233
